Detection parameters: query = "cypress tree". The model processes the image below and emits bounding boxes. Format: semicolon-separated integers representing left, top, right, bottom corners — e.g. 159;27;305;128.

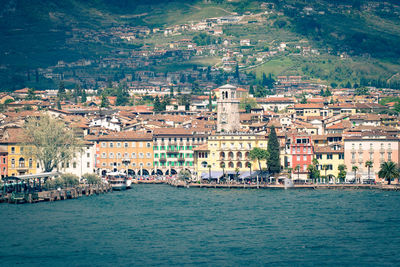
208;93;212;111
57;81;66;100
249;85;254;95
154;96;162;113
267;126;280;174
100;94;110;108
81;89;87;103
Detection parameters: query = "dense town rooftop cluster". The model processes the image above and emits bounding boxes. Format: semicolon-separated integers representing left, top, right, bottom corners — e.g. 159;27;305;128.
0;81;399;184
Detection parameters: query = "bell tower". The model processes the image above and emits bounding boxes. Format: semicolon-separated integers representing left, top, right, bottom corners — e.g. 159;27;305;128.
217;84;240;132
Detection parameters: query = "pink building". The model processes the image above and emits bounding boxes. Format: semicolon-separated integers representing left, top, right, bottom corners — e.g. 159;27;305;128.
344;133;399;183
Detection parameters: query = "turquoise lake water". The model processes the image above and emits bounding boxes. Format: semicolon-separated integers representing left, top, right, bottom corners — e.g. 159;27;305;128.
1;185;400;266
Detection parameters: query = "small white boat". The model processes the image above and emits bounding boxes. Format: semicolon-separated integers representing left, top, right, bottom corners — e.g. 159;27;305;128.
106;172;129;191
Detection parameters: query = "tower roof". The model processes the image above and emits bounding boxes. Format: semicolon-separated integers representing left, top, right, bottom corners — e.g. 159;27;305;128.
218;84;237;90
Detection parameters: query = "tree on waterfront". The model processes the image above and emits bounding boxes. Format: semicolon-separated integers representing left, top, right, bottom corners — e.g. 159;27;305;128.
378;161;398;185
23;115;82;173
338;164;347;183
365;160;373;181
61;173;79;187
309;158;320;183
220;162;225;184
267;126;280;174
307;164;319;184
352;166;359;183
234;167;240;182
249;147;268;175
295;165;301;182
83;173;101;185
322;164;328;183
248;162;252;177
287;167;293;180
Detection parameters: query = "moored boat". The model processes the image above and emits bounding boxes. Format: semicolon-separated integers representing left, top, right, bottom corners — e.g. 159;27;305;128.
106;172;129;191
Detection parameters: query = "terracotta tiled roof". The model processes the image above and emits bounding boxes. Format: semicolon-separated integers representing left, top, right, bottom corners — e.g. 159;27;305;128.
193;144;209;151
88;131;153;141
293;104;324;109
0;127;28;143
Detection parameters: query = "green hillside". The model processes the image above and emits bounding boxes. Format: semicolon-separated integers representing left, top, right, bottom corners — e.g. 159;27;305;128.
1;0;400;90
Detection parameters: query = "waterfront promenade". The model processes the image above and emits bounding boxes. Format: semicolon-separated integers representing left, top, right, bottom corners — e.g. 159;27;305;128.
166;179;400;191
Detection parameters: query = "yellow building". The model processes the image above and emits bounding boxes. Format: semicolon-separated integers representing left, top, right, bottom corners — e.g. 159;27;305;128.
0;127;38;176
314;143;345;182
194;133;269;180
92;131;154;176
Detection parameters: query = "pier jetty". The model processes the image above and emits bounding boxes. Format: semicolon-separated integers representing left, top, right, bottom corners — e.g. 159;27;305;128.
1;183;112;204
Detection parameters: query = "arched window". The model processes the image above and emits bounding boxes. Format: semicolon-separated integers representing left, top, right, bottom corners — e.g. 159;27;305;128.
11;159;15;168
220;152;225;159
228;162;234;168
220;162;225;168
228;151;234;159
29;158;33;168
19;157;25;168
237;152;242;159
245;162;251;168
245;152;249;160
237;162;242;168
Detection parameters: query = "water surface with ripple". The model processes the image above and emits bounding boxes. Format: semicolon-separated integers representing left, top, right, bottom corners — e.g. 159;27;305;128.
1;185;400;266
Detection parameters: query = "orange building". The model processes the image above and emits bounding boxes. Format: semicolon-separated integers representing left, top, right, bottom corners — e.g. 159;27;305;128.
92;132;153;176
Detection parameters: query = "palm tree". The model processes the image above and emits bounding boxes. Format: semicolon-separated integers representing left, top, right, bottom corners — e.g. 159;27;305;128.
352;166;359;184
365;160;373;182
249;147;269;179
322;165;328;183
307;164;316;184
338;164;347;183
234;167;240;184
287;167;293;180
220;162;225;184
378;161;398;185
248;162;252;183
295;165;301;183
207;164;211;182
312;158;320;183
